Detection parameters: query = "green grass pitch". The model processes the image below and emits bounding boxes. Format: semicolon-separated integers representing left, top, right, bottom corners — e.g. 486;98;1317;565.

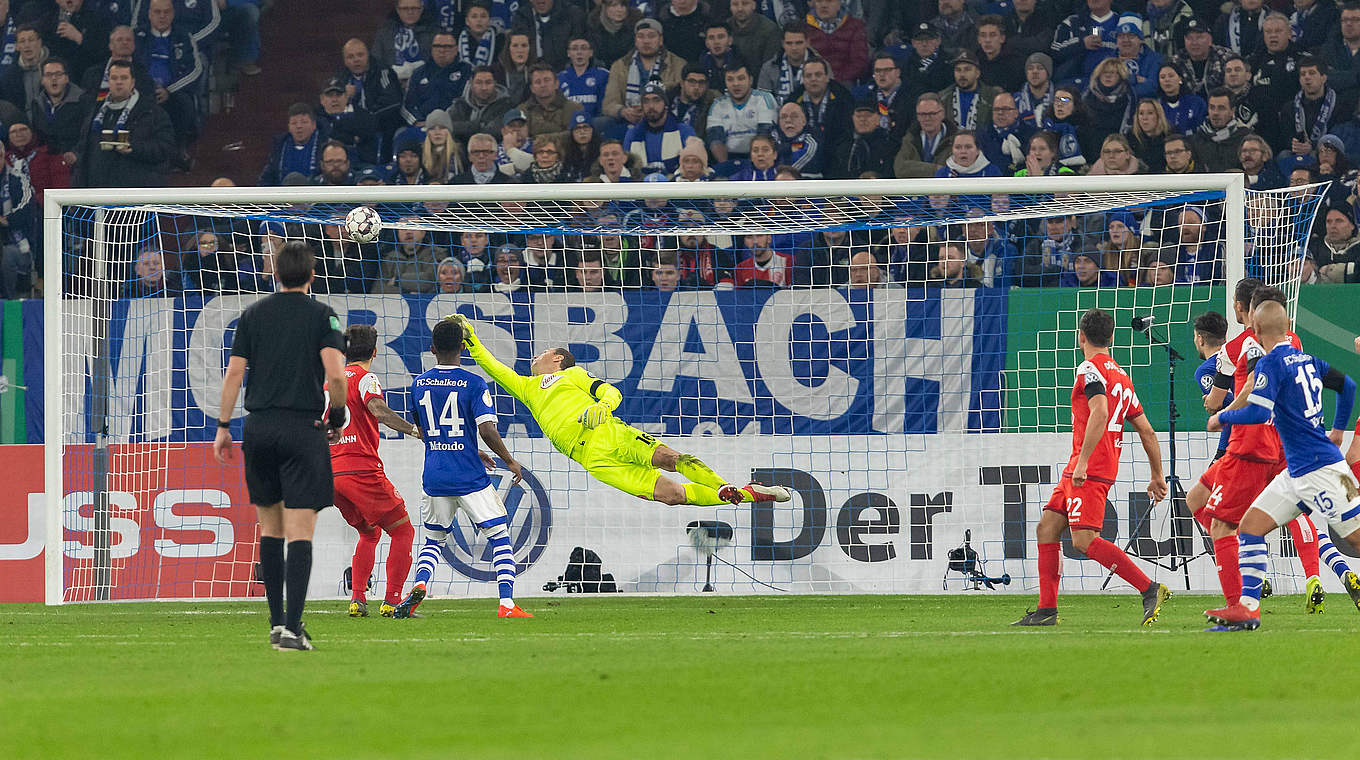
5;593;1360;759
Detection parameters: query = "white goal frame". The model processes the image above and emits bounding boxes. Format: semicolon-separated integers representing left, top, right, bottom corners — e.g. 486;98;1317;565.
42;173;1251;605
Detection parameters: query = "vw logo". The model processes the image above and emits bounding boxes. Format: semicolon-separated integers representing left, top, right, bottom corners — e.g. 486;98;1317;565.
440;460;551;581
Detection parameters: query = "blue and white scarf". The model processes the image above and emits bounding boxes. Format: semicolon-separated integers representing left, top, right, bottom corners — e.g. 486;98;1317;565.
91;91;138;133
776;54;803;99
759;0;801;26
1294;87;1336;143
626;51;664;106
1227;9;1263;54
393;25;420;66
1014;85;1052;119
458;28;497;67
0;15;14;69
953;88;978;129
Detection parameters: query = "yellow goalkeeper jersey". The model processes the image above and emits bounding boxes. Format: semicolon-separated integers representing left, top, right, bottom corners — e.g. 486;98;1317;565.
465;340;622;458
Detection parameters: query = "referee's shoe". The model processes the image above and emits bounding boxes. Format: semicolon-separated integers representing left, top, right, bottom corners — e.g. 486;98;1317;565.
276;624;316;651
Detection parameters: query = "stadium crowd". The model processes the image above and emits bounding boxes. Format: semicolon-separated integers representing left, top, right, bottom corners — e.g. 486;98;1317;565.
10;0;1360;300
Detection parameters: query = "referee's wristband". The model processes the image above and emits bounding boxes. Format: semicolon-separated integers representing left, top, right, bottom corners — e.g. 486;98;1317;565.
217;420;231;429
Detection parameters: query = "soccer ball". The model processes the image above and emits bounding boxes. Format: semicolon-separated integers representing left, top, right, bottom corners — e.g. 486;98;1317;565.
344;206;382;243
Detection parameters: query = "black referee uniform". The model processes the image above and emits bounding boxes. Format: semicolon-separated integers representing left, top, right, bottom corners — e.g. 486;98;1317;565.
230;291;346;509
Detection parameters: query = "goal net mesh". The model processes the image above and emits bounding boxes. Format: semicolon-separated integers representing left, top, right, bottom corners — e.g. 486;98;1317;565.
49;181;1328;602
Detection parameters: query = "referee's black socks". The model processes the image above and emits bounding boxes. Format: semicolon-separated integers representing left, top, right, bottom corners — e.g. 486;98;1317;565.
285;540;313;635
259;536;285;627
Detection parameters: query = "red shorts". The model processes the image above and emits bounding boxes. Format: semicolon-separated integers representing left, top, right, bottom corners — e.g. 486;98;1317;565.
333;471;408;531
1042;476;1111;531
1200;454;1280;525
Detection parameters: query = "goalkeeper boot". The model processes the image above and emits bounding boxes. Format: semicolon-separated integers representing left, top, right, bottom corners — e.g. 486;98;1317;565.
269;625;285;650
717;484;744;505
378;602;397;618
1305;576;1325;614
393;583;426;619
497;604;533;618
1204;603;1260;630
1141;582;1171;627
741;483;792;503
276;624;316;651
348;600;369;618
1343;571;1360;612
1011;608;1057;626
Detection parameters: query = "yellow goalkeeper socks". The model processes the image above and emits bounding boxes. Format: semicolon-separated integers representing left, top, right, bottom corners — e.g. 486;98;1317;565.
683;482;727;506
675;454;728;490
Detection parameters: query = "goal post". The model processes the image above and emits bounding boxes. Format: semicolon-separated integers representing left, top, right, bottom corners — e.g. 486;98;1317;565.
42;174;1327;604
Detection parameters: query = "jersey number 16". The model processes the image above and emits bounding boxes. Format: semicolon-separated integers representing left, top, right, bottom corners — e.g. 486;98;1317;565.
418;392;465;438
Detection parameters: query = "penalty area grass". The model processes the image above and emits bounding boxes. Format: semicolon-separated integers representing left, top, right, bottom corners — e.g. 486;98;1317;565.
3;594;1360;760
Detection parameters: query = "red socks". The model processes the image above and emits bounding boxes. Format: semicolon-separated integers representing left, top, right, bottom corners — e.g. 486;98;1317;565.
1288;516;1321;579
1085;537;1152;593
1212;535;1241;605
350;527;380;602
1038;542;1060;609
384;521;415;606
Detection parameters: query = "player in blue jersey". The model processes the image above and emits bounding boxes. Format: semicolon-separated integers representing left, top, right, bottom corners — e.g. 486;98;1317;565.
392;317;532;619
1205;300;1360;630
1193;311;1234;460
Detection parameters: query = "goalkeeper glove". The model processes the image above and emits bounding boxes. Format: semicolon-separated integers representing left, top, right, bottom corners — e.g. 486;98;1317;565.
446;314;479;347
578;402;611;429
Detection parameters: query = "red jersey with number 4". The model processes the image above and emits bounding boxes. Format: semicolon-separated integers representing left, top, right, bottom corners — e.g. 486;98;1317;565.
1217;328;1300;462
1065;352;1143;485
329;364;386;474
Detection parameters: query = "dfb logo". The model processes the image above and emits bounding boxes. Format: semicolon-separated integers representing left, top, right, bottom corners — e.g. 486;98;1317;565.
440;461;552;582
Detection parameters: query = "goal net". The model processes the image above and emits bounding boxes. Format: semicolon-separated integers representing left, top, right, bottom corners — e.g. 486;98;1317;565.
43;176;1329;604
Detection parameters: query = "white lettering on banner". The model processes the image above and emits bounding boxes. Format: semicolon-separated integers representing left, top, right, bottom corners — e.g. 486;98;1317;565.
318;294;414;396
0;493;44;561
63;491;141;559
529;293;634;380
64;299;174;443
152;490;235;558
754;289;858;420
636;290;754;404
871;289;974;432
187;294;262;421
428;293;518;377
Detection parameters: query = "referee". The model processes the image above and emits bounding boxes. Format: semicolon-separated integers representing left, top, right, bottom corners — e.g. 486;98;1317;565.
213;241;347;652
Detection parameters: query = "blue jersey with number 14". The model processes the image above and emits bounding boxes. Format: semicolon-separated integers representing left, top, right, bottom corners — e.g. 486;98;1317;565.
1246;345;1344;477
411;366;497;497
1195;355;1231;451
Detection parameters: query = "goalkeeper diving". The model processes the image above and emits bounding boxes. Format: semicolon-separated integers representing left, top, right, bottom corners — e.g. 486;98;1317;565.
446;314;791;506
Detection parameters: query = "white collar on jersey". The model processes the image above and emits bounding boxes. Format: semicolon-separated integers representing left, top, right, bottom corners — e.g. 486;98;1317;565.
434;364;460;369
1271;340;1293;350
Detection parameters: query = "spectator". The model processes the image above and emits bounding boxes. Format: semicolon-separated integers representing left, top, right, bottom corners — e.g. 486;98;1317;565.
558;36;609;121
650;249;683;291
421;108;463;182
1250;12;1304;127
624;79;700;175
1020;215;1091;286
31;58;84;158
454;230;494;289
1238;132;1285;189
1162;132;1201;172
705;59;777;167
75;60;173;187
846;250;882;289
1316;134;1356;195
698;21;738;92
316;75;380;165
1108;14;1159;100
956;215;1016;287
1191;88;1250;172
1312;204;1360;282
0;25;46;110
388;134;428;184
450;128;510;184
522;231;569;290
1051;0;1118;83
0;143;32;298
785;58;851;151
1168;19;1228;100
669;63;718;140
775;101;823;178
602;19;687;130
824;97;896;178
6;118;68;212
372;0;437;80
377;224;439;293
902;22;952;108
729;133;778;180
520;61;582;142
592;138;633;181
936;129;1000;179
493;31;535;104
594;221;641;287
457;1;502;68
940;51;1000;131
48;0;110;81
564;109;601;177
673;140;712;180
1098;211;1146;285
220;0;263;76
858;53;912;145
1145;0;1194;59
313;139;355;185
1139;251;1176;286
658;0;710;65
436;257;470;293
401;31;472;126
1294;0;1340;52
491;243;524;293
589;0;641;68
1060;251;1120;288
928;241;984;289
977;91;1032;173
449;65;514;141
803;0;868;83
134;0;202;156
1156;63;1206;135
673;211;727;284
522;137;575;182
1319;4;1360;96
122;247;181;298
1174;205;1221;283
757;22;815;101
931;0;978;55
974;14;1023;93
81;25;154;103
1013;130;1074;177
1014;52;1053;122
999;0;1055;61
192;230;251;294
338;38;403;159
1279;57;1353;165
317;222;382;294
729;0;780;70
733;232;793;287
1082;57;1133;137
1045;85;1096;169
1217;0;1267;60
1127;97;1171;172
798;227;854;286
512;0;586;71
572;250;605;292
1222;56;1270;140
1088;133;1144;175
894;93;953;178
259;102;324;186
496;108;533;174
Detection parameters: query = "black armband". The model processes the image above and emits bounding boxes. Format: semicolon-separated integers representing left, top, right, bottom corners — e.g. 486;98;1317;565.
327;406;346;428
589;379;604;397
217;420;231;429
1245;357;1259;373
1323;367;1349;392
1211;371;1233;390
1083;382;1104;400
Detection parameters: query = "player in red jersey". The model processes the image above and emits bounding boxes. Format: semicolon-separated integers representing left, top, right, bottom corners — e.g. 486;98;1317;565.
330;325;423;618
1196;282;1326;612
1014;309;1171;627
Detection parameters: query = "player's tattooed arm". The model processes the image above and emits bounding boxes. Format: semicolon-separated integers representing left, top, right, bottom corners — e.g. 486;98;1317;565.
366;396;421;439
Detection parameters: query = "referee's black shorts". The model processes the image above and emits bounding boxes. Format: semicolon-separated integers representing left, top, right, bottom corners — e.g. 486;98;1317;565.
242;410;333;511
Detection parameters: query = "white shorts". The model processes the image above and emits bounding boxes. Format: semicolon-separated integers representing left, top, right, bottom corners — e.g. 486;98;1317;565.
1251;462;1360;538
422;484;506;536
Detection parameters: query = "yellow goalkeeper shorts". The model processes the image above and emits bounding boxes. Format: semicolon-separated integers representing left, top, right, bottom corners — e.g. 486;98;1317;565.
575;419;663;500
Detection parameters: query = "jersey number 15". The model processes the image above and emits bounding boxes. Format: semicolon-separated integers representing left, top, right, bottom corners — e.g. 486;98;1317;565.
418;392;465;438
